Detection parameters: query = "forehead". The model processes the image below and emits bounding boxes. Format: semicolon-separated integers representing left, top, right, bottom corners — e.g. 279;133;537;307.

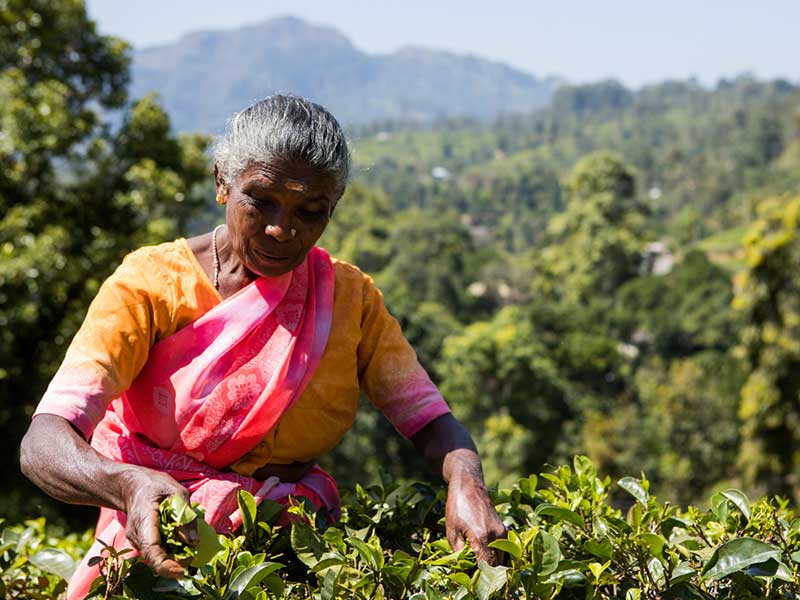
236;159;337;198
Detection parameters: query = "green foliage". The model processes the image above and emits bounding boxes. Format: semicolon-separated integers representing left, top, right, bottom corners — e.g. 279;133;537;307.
13;459;800;598
318;182;394;274
733;196;800;497
615;250;739;357
0;517;91;598
6;0;800;535
584;352;744;505
0;0;211;521
159;496;222;568
438;299;626;482
533;152;650;303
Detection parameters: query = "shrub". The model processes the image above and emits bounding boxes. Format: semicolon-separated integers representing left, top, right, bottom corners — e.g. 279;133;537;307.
5;458;800;599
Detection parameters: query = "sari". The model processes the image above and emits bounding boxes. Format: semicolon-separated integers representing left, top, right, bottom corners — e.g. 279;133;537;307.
65;247;338;599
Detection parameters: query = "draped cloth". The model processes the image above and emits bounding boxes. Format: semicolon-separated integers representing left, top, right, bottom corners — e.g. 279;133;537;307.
66;247;338;599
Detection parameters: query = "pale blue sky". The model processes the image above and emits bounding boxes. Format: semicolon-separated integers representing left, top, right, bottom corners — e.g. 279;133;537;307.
87;0;799;88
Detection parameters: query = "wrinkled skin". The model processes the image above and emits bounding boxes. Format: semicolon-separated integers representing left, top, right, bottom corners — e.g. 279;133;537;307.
21;415;194;578
411;413;507;564
20;158;505;576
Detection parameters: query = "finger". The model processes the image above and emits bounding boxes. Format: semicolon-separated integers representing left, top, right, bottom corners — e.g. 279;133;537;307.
139;500;184;577
473;541;499;566
447;525;466;553
176;521;200;547
142;542;185;578
467;529;499;566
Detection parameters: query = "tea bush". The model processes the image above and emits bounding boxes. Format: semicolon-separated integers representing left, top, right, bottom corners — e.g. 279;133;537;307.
5;457;800;599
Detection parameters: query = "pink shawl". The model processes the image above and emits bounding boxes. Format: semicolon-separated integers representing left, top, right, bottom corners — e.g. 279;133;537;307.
67;247;338;599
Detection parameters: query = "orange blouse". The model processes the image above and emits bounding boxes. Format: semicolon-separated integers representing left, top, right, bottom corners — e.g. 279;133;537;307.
34;240;450;475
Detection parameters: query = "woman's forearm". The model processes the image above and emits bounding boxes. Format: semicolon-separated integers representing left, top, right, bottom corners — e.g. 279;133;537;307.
20;414;136;510
410;413;486;485
21;414;195;578
411;412;505;564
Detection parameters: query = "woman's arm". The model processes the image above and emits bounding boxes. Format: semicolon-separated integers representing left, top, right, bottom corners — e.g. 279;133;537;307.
410;413;506;564
20;414;195;578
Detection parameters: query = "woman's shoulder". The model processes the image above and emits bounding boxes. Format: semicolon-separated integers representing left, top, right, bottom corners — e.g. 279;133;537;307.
116;239;206;287
123;239;196;270
107;239;212;307
328;256;388;318
330;256;377;290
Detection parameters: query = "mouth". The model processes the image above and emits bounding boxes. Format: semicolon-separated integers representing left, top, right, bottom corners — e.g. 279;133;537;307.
253;248;293;265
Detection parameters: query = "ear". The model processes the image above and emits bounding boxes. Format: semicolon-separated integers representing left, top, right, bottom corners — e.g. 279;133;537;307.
214;164;227;197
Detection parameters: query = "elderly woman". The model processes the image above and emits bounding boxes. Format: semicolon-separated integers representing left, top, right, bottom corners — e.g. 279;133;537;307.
20;95;505;598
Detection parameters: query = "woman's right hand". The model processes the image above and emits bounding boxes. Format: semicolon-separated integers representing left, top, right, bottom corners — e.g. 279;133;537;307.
20;416;198;578
117;467;199;578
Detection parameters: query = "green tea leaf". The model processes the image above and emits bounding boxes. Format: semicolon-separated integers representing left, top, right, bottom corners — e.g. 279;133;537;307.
700;538;781;581
190;518;223;567
584;539;613;561
488;538;521;560
588;560;610;580
347;536;380;570
224;562;284;598
745;557;793;581
719;489;751;521
320;567;339;600
533;530;561;576
618;477;649;506
475;561;508;600
449;572;473;589
29;548;76;581
670;562;696;585
237;490;258;537
710;493;729;522
291;522;326;568
535;504;584;528
637;532;666;558
573;455;596;481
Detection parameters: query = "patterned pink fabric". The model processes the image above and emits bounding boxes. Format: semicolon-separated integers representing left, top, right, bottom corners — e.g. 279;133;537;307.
66;248;338;599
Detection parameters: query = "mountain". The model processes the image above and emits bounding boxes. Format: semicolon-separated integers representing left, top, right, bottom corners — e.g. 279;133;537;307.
130;16;553;131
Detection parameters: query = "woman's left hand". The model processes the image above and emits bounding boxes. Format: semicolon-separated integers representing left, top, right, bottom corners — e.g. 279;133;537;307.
445;472;507;565
410;414;507;564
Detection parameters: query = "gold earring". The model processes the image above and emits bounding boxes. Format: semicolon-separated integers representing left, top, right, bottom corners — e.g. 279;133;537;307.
216;194;226;205
291;228;297;237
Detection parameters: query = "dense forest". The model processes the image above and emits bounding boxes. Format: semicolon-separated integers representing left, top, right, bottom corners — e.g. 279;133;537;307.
319;75;800;509
3;0;800;534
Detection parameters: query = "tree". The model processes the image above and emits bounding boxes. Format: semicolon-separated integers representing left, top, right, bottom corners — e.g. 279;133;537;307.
532;152;650;304
733;196;800;497
0;0;210;521
317;182;394;275
614;250;739;358
583;352;743;505
436;302;625;474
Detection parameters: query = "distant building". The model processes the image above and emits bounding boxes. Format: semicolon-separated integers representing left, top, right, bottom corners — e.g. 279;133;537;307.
431;166;451;180
642;241;674;275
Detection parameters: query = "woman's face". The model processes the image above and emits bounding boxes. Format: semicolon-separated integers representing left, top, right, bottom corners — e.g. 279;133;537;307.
217;158;339;278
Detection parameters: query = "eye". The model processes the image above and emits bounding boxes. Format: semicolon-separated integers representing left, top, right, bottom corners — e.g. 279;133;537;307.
297;207;325;219
246;194;275;209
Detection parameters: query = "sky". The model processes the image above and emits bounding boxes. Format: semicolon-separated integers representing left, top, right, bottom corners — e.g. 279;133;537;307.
87;0;799;88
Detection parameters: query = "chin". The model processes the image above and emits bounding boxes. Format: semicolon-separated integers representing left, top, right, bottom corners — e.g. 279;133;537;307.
248;256;301;278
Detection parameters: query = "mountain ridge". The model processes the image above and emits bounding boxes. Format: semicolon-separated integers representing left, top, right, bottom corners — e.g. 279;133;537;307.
130;15;553;131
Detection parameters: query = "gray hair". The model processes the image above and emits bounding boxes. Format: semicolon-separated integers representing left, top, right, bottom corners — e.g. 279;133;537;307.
213;95;350;198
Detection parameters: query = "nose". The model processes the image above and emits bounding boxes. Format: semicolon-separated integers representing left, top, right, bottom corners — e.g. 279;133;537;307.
264;213;295;242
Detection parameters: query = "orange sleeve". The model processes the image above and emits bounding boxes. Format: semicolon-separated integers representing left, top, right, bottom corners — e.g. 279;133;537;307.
357;275;450;438
33;247;177;438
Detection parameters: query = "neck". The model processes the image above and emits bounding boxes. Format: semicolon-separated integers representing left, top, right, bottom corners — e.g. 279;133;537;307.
213;226;258;293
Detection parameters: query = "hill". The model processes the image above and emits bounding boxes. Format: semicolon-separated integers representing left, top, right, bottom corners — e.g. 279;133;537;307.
130;16;553;131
